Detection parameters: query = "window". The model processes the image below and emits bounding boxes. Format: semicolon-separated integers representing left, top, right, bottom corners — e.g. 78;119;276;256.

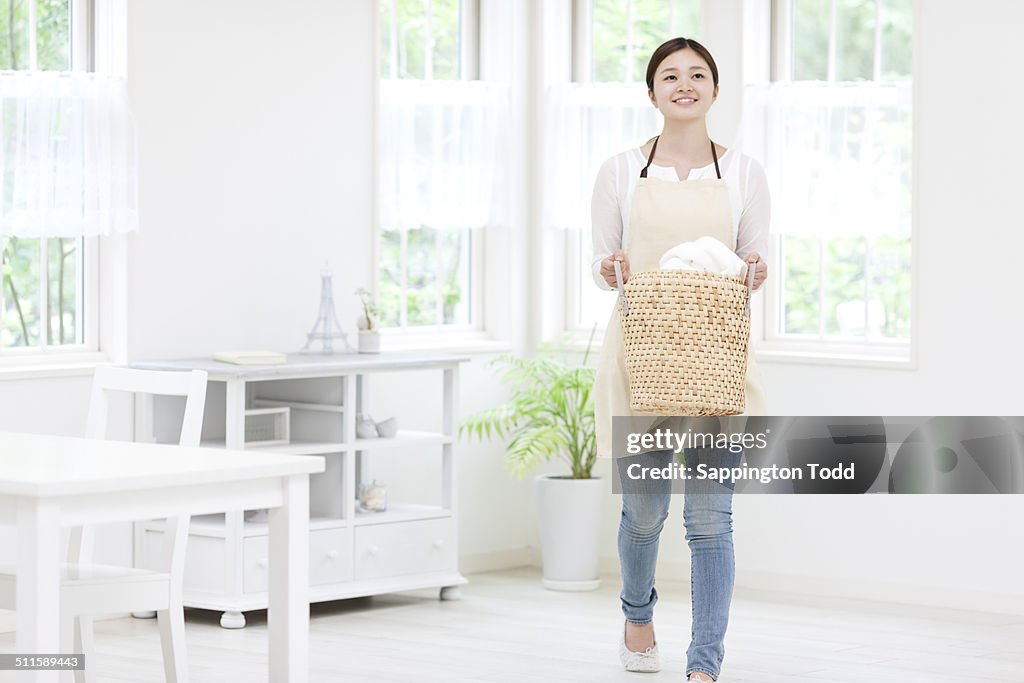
377;0;491;333
564;0;701;332
751;0;913;359
1;0;96;355
586;0;701;84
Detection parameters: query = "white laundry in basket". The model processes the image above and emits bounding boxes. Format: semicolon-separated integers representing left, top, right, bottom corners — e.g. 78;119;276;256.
659;236;747;277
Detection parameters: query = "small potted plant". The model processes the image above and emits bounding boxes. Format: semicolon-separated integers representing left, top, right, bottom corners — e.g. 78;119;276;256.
461;332;602;590
354;287;381;354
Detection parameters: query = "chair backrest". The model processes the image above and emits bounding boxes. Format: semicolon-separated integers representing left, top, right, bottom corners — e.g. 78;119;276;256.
86;366;208;447
72;366;209;568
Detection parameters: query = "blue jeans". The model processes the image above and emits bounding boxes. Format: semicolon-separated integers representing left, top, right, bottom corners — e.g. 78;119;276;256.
617;448;742;682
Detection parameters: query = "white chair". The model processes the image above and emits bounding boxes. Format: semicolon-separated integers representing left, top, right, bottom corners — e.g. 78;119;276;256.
0;366;208;683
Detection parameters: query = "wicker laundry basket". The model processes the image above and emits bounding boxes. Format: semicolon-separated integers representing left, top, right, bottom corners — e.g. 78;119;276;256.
614;263;754;416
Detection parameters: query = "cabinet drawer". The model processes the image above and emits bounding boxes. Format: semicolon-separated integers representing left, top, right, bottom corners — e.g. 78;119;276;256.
354;518;456;581
141;526;227;594
243;527;353;594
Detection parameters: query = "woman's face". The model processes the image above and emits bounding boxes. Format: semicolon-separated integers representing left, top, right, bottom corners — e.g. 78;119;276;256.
648;48;718;121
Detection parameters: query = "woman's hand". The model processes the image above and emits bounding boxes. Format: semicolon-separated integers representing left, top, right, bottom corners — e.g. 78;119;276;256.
745;253;767;291
600;250;630;288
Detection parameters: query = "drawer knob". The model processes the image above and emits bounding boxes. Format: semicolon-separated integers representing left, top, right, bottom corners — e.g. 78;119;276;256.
257;559;268;569
433;539;444;549
326;549;339;560
368;545;380;556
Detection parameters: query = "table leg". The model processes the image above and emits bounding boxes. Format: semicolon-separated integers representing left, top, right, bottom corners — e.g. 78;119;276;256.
16;498;61;683
268;474;309;683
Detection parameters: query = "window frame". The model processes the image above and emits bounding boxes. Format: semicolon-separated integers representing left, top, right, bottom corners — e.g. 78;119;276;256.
378;227;485;336
0;0;102;364
566;228;591;335
375;0;488;341
754;0;919;369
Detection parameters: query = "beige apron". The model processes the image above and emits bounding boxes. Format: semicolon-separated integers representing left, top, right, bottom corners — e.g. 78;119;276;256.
594;139;767;458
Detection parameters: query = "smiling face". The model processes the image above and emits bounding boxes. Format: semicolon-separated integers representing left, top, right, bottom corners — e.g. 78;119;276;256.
648;47;718;121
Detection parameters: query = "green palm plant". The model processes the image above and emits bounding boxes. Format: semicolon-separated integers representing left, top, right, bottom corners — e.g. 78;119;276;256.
460;333;598;479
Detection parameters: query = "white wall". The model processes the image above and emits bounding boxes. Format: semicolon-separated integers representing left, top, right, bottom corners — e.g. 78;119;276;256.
0;375;91;436
125;0;375;359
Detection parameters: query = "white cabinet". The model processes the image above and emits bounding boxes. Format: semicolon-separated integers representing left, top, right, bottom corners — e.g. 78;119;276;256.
134;352;467;628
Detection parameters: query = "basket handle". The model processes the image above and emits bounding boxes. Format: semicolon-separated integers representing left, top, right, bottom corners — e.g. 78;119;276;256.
613;260;629;317
743;261;756;318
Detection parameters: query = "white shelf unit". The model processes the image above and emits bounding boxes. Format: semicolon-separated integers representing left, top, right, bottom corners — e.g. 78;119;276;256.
134;352;468;629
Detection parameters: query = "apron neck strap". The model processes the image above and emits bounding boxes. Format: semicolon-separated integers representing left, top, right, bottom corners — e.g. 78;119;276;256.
640;136;722;180
640;137;659;178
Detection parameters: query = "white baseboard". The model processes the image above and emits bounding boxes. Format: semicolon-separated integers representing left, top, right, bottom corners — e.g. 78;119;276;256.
459;547;539;575
598;556;1024;617
734;568;1024;617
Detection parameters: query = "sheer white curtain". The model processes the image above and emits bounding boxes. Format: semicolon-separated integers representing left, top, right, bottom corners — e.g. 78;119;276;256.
378;79;509;231
0;71;137;237
544;82;661;331
543;82;661;231
743;81;912;238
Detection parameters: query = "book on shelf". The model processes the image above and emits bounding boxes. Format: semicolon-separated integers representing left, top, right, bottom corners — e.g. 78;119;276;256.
212;350;287;365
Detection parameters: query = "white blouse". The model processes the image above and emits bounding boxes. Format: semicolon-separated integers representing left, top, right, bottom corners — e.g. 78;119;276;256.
590;146;771;290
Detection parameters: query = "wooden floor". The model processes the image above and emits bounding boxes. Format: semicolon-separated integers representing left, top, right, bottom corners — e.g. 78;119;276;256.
2;566;1022;682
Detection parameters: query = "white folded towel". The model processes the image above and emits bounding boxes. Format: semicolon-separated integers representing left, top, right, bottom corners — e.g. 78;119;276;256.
659;236;746;277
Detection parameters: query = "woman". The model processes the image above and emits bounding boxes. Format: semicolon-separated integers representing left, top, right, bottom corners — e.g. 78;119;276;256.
591;38;770;682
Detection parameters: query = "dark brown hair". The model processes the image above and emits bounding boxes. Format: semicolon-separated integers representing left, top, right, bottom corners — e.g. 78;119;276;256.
645;37;719;92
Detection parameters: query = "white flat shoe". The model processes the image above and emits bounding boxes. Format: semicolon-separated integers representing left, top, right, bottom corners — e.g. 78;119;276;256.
619;623;660;673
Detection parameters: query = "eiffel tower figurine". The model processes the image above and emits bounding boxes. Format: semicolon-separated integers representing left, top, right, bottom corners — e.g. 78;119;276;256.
302;263;353;354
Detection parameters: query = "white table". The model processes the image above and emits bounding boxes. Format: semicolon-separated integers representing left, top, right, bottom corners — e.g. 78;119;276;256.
0;431;325;683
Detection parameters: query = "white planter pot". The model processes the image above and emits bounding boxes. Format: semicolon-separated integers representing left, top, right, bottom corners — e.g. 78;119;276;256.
536;474;605;591
358;331;381;354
